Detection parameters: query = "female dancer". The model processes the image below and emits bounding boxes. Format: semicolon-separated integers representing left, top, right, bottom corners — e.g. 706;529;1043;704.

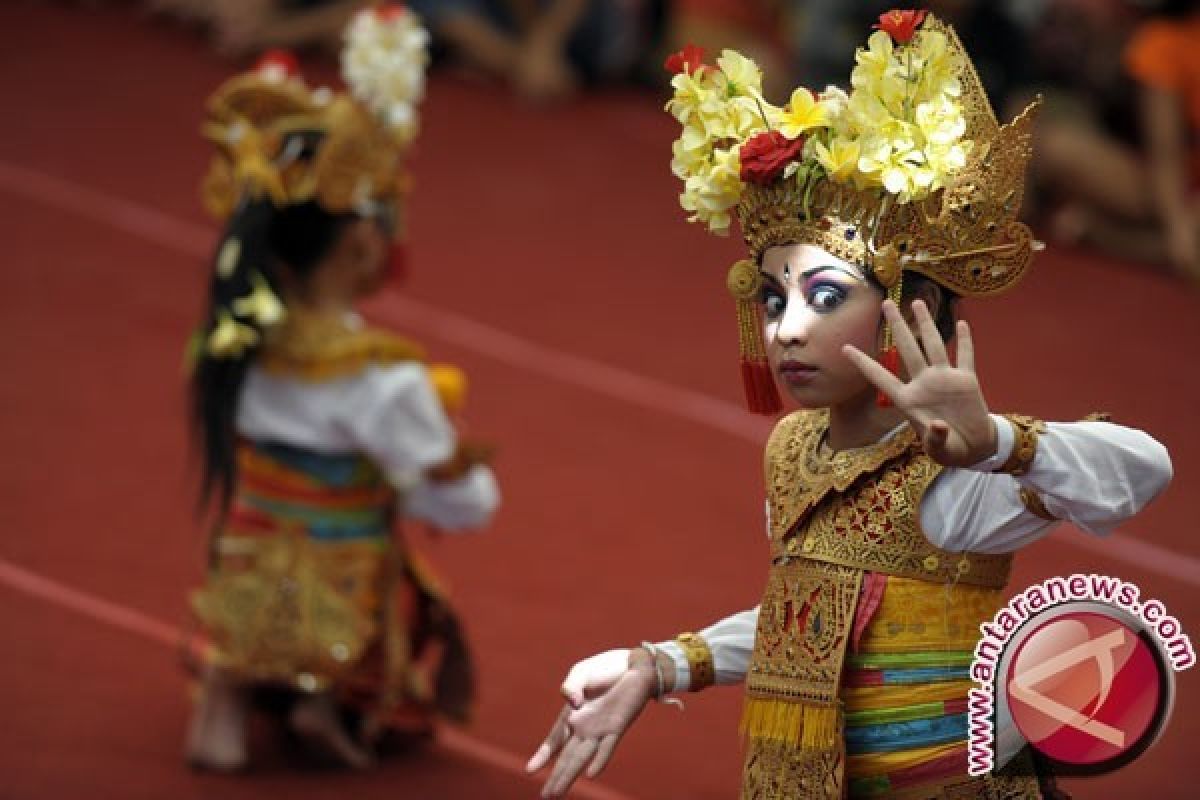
528;10;1172;798
184;7;499;771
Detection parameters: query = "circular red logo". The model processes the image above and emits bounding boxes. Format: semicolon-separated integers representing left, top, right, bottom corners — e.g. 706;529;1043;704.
1005;610;1167;769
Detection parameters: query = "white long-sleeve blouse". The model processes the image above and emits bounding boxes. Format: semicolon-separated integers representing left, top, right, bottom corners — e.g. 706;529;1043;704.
236;360;500;532
659;415;1172;690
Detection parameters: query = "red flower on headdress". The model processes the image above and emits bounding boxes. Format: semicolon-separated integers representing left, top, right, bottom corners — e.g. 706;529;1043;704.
255;49;300;79
664;44;708;76
739;131;806;186
873;9;927;43
376;3;407;21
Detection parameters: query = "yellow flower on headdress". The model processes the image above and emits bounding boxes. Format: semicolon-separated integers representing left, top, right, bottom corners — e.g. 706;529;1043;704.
779;88;828;140
855;134;925;199
666;69;723;128
232;272;286;328
852;31;898;93
913;30;960;100
680;145;742;234
207;309;260;359
812;137;862;183
671;124;710;179
915;96;966;146
715;50;763;96
717;94;773;141
844;90;893;139
923;139;970;190
665;46;780;234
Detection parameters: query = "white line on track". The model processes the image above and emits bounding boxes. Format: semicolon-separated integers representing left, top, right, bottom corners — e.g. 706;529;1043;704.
0;556;635;800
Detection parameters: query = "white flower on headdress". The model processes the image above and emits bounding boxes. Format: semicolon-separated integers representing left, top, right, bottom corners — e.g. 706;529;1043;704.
341;6;430;145
817;86;850;130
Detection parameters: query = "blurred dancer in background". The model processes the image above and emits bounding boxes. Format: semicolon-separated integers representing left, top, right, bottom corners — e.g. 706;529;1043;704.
184;6;499;771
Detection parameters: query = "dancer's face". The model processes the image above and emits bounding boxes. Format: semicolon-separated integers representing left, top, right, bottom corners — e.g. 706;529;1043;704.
759;243;881;408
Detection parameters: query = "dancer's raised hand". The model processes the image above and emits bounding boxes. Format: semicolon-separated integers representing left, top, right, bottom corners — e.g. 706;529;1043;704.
843;299;997;467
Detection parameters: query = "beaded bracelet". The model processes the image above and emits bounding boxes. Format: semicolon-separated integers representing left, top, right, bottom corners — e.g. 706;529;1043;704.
639;641;684;710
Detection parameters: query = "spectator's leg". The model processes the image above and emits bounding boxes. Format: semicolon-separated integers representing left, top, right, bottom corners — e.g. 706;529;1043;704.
1036;119;1153;221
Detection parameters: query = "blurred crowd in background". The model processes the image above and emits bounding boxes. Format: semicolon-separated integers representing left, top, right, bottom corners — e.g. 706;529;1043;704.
60;0;1200;282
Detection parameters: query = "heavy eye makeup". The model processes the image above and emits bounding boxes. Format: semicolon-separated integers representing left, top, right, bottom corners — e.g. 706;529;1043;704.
758;266;857;318
801;269;853;312
759;275;786;320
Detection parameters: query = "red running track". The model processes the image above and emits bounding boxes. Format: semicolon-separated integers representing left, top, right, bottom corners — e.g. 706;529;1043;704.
1;3;1197;798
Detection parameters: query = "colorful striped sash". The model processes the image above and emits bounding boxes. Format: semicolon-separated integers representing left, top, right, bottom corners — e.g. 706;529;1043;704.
842;576;1005;797
228;440;394;541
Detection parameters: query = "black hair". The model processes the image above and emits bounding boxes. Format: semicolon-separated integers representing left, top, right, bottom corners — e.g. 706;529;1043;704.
869;271;960;343
189;197;357;517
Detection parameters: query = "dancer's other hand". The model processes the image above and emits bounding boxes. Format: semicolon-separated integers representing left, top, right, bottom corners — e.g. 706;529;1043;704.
526;648;663;798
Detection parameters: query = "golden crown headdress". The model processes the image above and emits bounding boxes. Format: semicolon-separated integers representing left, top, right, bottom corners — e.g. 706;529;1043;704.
201;4;429;224
665;10;1041;413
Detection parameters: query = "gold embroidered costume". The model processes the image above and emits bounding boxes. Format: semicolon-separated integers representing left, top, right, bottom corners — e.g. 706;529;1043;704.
739;410;1039;798
192;313;479;728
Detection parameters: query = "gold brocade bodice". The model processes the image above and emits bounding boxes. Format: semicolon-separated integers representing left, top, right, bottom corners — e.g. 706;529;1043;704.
764;410;1013;587
741;410;1024;800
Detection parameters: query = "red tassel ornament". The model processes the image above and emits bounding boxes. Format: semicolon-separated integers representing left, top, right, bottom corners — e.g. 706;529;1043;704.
741;357;782;415
876;345;899;407
728;259;782;415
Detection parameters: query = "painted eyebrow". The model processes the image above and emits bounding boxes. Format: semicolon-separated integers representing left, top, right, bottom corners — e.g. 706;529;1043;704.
759;265;861;285
801;265;862;281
